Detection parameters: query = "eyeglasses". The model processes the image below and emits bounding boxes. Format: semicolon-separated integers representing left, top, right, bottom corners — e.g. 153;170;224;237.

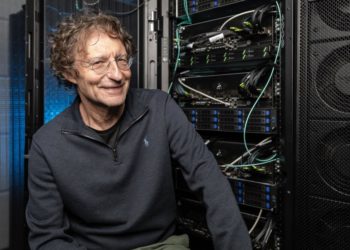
79;55;133;75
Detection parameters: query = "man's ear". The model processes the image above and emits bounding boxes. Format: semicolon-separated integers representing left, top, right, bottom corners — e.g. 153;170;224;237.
63;71;78;84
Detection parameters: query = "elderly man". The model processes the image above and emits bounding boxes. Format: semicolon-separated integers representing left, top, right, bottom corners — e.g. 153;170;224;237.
26;12;251;250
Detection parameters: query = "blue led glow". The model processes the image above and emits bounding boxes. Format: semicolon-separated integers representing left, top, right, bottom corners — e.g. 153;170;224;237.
44;75;76;123
8;11;26;197
192;0;196;13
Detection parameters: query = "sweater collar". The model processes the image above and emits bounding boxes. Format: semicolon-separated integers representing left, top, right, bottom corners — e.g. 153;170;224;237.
61;88;149;134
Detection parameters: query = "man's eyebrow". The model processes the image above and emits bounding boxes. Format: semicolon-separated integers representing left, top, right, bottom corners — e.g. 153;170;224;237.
85;55;108;61
115;54;128;58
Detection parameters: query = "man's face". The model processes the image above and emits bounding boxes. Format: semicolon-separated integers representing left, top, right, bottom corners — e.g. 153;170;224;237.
68;31;131;109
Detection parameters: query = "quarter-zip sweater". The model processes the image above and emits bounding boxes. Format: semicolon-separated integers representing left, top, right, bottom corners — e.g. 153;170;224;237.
26;89;252;250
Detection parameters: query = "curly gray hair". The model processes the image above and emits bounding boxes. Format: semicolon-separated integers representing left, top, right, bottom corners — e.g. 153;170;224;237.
49;12;135;81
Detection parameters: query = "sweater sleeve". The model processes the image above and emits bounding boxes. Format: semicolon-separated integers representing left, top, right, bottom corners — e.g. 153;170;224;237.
164;95;252;250
26;138;87;250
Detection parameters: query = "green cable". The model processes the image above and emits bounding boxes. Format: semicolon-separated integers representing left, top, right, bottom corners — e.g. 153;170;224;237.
169;0;192;93
168;27;181;94
225;158;278;168
75;0;82;11
183;0;192;24
243;1;282;162
168;21;191;94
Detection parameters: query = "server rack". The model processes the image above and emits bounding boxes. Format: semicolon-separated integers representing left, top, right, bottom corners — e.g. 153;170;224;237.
169;1;289;249
168;1;350;250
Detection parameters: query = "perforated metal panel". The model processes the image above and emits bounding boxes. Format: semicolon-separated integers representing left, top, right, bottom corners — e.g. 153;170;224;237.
309;41;350;117
295;0;350;249
309;197;350;249
309;0;350;41
309;121;350;200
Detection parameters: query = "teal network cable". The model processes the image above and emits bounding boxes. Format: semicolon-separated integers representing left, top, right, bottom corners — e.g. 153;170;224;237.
168;0;192;94
242;1;282;163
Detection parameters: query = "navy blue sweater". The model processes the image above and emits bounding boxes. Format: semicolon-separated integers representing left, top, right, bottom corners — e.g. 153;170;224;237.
26;89;252;250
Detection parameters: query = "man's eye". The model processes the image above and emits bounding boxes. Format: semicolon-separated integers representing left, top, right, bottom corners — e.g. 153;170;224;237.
91;61;106;68
118;59;128;66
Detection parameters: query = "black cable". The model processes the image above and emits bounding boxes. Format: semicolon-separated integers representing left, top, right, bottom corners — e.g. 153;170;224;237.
249;66;271;95
257;4;274;29
251;4;266;28
239;67;266;97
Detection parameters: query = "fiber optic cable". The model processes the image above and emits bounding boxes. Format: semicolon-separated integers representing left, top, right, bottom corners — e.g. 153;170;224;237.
168;0;192;94
222;158;277;168
249;209;263;234
218;10;255;31
177;77;231;106
242;1;282;162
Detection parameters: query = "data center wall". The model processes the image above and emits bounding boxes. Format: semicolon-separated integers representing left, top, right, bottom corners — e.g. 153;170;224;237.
170;1;284;249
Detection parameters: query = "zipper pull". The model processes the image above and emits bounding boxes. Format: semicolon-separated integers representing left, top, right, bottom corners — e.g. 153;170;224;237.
112;147;118;161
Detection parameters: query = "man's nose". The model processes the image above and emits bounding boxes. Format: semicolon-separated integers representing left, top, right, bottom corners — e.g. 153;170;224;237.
106;60;123;80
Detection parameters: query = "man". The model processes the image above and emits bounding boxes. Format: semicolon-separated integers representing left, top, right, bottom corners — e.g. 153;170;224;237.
26;12;252;250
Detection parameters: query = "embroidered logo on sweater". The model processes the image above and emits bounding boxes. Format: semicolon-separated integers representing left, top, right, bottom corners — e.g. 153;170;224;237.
144;138;149;147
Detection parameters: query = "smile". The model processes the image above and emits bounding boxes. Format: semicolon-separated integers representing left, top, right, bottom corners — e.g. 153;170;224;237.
101;85;124;94
100;83;124;89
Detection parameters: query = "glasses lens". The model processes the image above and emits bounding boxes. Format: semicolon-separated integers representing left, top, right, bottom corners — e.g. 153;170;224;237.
93;63;108;74
87;59;109;75
82;56;133;75
117;57;133;70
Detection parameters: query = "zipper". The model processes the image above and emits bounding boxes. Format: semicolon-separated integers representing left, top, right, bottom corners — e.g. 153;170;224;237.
62;130;119;161
110;109;149;161
61;108;149;162
112;147;118;161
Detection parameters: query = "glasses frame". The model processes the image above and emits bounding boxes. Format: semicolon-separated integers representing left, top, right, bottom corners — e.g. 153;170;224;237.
78;55;133;75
